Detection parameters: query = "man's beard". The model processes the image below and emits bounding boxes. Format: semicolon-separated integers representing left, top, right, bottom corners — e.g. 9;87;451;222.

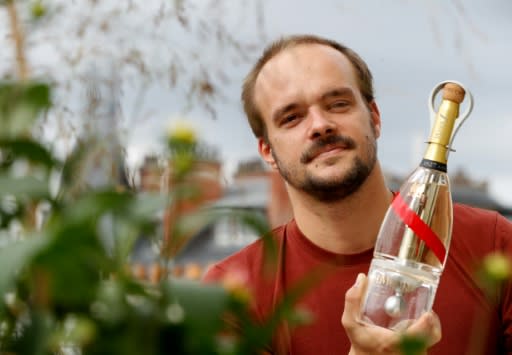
271;134;377;203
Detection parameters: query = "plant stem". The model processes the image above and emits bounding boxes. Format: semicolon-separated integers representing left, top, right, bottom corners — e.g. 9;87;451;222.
6;0;30;80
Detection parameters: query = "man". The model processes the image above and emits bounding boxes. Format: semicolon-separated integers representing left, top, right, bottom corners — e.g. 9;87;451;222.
203;34;512;354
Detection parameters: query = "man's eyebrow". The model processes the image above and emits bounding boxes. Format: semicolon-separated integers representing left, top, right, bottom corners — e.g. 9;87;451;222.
271;88;355;122
272;103;299;122
320;87;355;100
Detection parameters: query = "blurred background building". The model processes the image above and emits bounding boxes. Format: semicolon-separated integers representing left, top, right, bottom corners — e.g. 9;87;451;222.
131;155;512;281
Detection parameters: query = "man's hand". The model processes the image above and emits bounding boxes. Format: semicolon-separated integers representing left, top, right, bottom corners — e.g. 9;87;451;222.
341;273;442;354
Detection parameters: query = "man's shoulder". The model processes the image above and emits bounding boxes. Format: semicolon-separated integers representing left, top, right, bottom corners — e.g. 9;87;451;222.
453;202;512;250
454;202;509;229
454;202;499;219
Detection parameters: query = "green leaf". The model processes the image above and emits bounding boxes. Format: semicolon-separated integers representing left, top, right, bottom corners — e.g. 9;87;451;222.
48;314;96;349
61;190;134;224
0;235;48;302
128;192;168;223
34;222;110;308
57;141;89;201
0;174;50;199
0;200;23;228
9;310;54;355
0;137;59;170
399;334;428;355
92;279;128;325
113;220;140;265
162;279;230;353
165;278;228;327
0;81;51;138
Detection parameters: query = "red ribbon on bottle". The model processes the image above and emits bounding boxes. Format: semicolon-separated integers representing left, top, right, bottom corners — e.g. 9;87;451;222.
391;193;446;263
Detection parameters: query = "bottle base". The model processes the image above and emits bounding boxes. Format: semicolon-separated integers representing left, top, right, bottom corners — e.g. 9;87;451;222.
359;257;439;331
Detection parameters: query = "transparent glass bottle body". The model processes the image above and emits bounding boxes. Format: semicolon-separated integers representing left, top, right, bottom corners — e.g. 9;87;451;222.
359;166;452;331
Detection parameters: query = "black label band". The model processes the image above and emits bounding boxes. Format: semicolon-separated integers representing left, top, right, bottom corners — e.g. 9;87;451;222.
420;159;447;172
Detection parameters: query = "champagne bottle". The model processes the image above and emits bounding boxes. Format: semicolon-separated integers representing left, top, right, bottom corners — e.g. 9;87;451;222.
359;82;473;331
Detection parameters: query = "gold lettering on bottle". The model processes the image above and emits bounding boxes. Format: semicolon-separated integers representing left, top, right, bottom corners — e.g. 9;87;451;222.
372;272;417;293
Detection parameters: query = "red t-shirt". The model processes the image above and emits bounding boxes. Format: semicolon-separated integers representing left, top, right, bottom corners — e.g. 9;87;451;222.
203;204;512;354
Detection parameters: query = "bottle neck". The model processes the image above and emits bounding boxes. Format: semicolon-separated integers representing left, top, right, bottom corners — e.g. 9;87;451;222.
421;99;460;172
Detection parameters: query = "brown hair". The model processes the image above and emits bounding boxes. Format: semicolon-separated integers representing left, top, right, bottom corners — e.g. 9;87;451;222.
241;34;375;138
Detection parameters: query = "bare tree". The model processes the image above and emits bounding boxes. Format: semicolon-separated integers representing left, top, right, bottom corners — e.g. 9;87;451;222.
1;0;267;158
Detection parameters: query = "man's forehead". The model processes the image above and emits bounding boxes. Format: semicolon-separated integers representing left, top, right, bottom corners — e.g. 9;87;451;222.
260;44;345;76
253;43;355;102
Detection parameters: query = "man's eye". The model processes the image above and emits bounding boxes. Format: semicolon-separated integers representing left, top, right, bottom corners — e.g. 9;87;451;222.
283;114;299;123
329;101;349;109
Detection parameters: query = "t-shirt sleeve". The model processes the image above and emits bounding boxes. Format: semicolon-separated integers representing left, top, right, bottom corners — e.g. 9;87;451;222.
201;258;276;354
496;213;512;351
202;263;227;284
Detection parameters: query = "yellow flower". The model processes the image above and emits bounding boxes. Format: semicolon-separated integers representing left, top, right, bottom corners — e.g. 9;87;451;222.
167;121;197;146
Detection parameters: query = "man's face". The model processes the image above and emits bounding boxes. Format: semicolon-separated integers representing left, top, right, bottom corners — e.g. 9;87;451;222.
254;44;381;202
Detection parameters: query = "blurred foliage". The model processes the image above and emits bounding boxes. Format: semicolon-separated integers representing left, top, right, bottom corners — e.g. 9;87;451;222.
0;3;309;352
398;334;428;355
475;252;512;302
0;78;310;354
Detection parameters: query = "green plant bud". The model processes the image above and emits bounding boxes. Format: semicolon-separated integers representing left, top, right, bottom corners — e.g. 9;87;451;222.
482;252;512;282
31;1;47;18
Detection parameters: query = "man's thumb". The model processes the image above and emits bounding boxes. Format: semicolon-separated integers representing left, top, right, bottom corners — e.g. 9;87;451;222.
342;273;366;327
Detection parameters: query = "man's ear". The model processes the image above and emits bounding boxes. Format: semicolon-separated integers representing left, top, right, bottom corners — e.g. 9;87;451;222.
258;137;278;169
369;100;382;138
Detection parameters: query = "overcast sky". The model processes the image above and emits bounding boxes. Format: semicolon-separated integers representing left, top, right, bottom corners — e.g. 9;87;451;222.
1;0;511;205
140;0;512;205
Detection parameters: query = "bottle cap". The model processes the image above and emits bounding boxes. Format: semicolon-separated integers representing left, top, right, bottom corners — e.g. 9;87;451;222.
442;83;465;104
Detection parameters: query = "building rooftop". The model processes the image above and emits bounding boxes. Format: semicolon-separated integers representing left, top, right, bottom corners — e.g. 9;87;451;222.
208;176;269;209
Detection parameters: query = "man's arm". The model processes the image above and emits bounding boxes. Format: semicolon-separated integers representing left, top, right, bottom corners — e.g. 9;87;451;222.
342;273;442;355
496;213;512;351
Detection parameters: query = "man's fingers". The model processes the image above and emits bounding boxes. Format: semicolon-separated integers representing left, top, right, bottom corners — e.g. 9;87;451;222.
405;311;442;346
341;273;366;329
342;276;442;354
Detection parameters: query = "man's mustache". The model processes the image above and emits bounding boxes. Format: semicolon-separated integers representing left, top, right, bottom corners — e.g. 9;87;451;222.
300;135;356;164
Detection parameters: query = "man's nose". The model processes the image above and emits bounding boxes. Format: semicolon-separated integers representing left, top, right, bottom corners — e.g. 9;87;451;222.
308;107;336;139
